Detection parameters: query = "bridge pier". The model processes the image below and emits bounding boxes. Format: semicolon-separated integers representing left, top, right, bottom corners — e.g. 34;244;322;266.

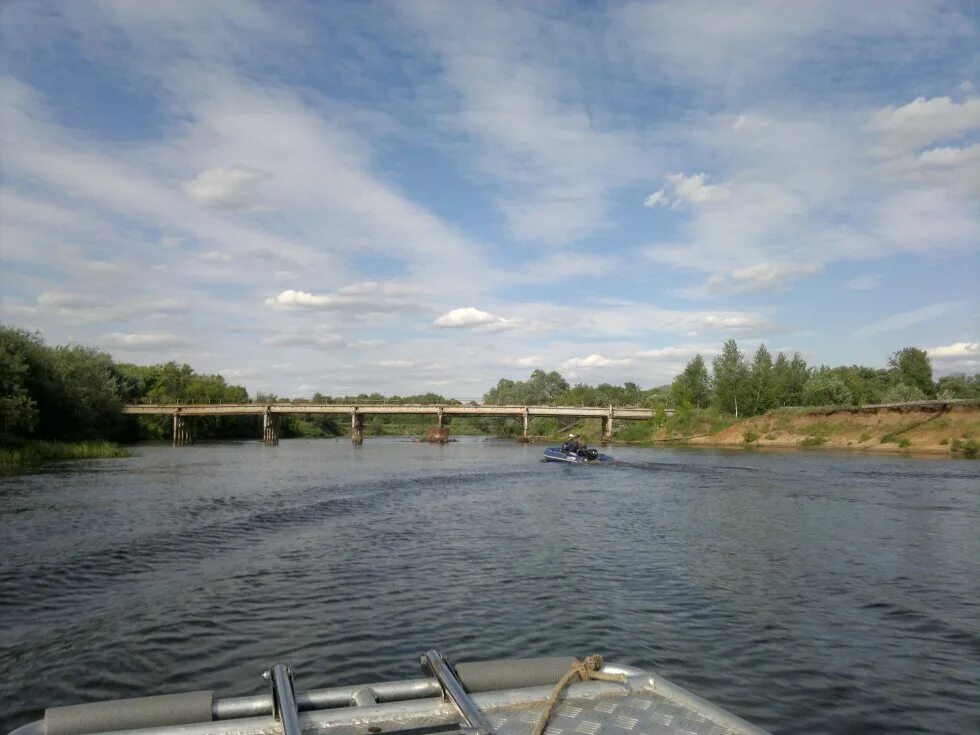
601;407;614;441
172;413;191;446
351;411;364;445
522;408;529;439
262;411;280;445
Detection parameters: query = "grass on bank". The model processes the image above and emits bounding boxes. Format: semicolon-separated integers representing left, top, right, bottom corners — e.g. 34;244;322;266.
0;440;128;471
612;407;736;443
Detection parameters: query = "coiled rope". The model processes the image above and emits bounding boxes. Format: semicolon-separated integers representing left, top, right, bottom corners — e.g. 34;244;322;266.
530;655;627;735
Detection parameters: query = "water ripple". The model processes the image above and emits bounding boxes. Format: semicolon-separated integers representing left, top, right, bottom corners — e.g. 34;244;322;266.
1;441;978;735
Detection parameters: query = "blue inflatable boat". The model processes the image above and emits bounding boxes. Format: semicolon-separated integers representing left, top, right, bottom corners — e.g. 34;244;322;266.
544;447;613;464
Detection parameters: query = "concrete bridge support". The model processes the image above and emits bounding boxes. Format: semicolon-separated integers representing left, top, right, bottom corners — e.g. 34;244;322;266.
522;409;529;439
601;407;614;442
262;412;280;445
351;411;364;445
172;413;191;446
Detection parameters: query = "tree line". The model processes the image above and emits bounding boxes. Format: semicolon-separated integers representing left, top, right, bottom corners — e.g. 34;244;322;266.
3;325;978;446
1;327;252;443
670;340;978;417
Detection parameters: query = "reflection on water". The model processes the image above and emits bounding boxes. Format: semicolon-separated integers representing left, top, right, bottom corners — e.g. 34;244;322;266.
1;440;978;735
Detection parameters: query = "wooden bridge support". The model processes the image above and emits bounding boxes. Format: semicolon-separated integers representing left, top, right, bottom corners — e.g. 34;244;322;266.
351;411;364;445
262;412;280;445
172;413;192;446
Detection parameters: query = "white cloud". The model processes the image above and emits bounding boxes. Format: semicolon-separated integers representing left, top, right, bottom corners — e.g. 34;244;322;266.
399;2;647;244
38;291;106;310
98;332;188;350
854;303;951;337
433;307;498;328
636;345;715;359
614;1;969;89
349;339;386;349
730;261;823;286
37;291;188;322
928;342;978;359
865;95;980;157
432;307;522;333
501;355;543;368
263;331;347;348
265;283;423;312
506;253;619;284
846;274;882;290
733;114;770;132
219;367;260;379
682;261;823;296
182;166;266;209
644;173;728;208
929;341;980;372
199;250;233;262
917;143;980;167
561;354;633;370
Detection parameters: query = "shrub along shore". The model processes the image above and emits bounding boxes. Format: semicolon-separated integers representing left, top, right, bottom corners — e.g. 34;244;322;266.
0;440;128;472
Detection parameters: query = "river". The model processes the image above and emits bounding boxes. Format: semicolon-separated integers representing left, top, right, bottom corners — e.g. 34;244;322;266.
1;440;978;734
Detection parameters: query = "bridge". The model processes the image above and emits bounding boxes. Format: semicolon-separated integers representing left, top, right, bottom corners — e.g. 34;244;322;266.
122;403;659;446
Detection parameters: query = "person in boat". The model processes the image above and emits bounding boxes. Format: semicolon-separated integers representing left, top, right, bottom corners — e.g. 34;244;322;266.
561;433;582;453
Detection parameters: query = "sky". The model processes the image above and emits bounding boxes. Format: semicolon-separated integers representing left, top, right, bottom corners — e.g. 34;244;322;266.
1;0;978;400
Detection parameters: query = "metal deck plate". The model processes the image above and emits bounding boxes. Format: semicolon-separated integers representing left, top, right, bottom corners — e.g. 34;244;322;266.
486;689;741;735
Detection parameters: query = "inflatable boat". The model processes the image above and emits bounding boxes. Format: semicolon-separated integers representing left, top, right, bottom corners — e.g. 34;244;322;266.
7;651;768;735
544;447;613;463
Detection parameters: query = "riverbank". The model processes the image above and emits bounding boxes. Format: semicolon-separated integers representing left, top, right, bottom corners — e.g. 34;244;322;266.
682;403;979;456
0;440;129;472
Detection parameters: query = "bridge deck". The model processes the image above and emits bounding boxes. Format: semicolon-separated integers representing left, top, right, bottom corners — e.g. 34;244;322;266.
123;403;655;419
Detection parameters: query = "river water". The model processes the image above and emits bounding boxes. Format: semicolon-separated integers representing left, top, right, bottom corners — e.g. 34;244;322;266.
1;440;978;734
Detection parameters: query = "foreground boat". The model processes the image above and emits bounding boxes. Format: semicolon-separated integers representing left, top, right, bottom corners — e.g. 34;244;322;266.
543;448;613;463
8;651;768;735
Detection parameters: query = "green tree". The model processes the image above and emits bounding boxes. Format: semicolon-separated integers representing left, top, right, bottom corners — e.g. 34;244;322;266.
888;347;934;397
712;339;749;415
771;351;811;407
483;370;569;405
936;373;980;400
49;346;124;440
747;344;775;415
671;354;711;408
801;370;853;406
0;327;39;434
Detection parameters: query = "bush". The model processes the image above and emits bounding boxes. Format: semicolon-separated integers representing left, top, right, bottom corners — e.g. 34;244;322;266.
743;430;759;444
897;437;911;448
951;438;978;457
859;431;871;442
880;433;900;444
880;383;927;403
765;433;776;440
800;435;826;447
939;437;949;446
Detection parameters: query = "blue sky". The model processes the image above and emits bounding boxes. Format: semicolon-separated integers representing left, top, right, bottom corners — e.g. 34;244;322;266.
1;0;978;399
